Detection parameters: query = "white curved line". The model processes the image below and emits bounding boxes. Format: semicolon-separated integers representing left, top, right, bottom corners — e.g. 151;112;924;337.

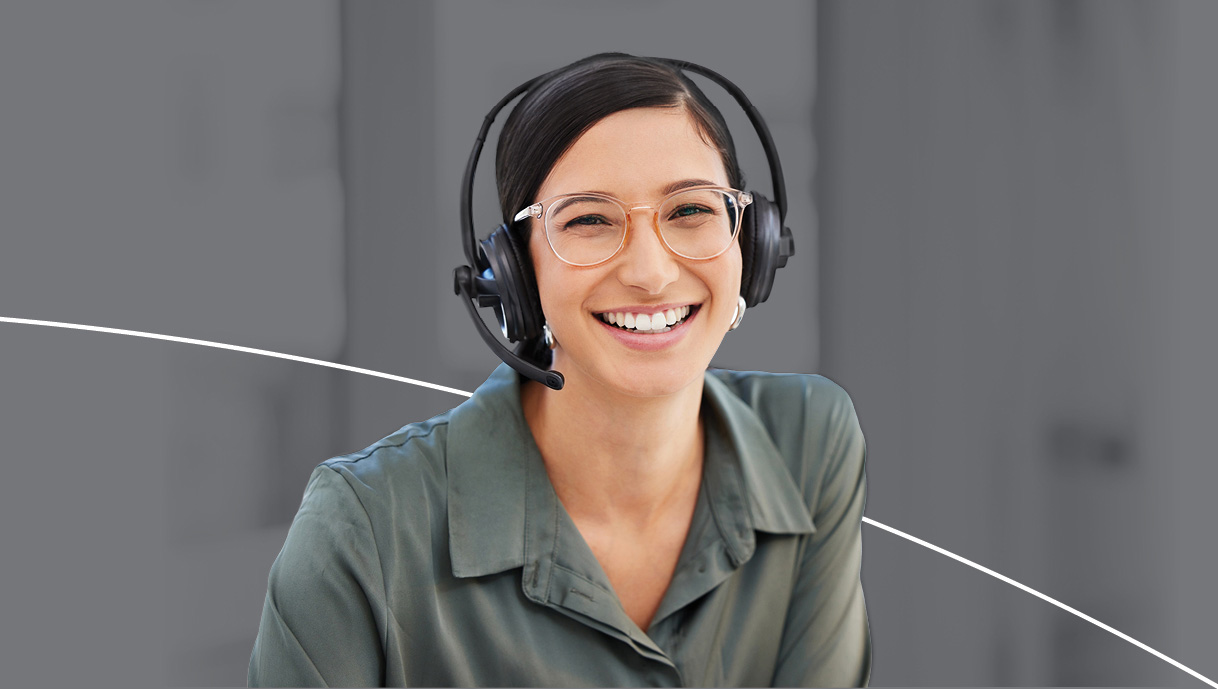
0;316;474;399
3;316;1213;687
862;516;1216;688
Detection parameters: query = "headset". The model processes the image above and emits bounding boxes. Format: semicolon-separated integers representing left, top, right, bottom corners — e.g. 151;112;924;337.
453;57;794;391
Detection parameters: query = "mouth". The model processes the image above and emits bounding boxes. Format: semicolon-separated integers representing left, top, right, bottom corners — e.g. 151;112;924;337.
594;304;701;334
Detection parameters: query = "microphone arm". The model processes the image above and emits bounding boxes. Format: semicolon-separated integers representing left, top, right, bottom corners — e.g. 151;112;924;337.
453;266;565;391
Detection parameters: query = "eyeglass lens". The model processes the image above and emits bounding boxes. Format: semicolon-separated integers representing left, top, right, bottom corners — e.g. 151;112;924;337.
545;189;741;265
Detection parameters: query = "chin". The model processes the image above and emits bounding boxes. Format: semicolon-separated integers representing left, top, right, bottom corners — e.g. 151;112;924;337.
587;357;707;400
550;316;725;399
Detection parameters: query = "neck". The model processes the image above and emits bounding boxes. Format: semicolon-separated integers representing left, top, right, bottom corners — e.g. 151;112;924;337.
520;367;705;528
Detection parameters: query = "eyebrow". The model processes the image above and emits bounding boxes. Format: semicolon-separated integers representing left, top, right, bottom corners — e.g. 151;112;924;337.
661;178;720;195
575;179;722;199
550;194;614;216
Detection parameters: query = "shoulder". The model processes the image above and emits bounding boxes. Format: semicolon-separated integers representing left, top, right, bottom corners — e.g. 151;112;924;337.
321;411;452;498
708;368;855;404
707;369;862;441
708;369;866;503
306;409;456;555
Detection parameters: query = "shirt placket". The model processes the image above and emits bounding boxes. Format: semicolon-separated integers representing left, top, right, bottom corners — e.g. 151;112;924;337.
518;439;685;684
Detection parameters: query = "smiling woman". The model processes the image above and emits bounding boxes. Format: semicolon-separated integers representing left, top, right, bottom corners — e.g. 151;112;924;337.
526;107;743;400
248;53;871;687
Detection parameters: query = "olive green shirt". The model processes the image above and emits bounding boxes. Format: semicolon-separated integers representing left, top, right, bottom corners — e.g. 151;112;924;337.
248;364;871;687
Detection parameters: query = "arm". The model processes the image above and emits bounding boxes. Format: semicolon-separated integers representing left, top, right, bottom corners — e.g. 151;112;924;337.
771;383;872;687
248;465;386;687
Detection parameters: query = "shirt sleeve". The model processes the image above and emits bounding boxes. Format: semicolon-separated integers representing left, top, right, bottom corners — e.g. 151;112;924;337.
248;465;387;687
771;382;872;687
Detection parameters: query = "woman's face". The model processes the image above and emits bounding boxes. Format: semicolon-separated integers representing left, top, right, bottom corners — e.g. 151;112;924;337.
528;106;742;399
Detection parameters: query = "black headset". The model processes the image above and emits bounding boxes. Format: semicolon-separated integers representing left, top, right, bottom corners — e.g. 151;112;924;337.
453;57;794;391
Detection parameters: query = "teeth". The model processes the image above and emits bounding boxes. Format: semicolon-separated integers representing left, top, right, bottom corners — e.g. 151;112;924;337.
598;306;696;333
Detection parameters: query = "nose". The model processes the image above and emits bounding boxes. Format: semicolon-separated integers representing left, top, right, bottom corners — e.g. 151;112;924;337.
615;210;680;294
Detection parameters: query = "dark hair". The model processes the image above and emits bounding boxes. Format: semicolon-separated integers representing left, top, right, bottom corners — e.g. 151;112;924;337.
495;53;745;234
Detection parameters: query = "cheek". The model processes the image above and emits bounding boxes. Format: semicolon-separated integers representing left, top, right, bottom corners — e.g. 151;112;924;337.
718;245;744;300
525;228;551;277
712;248;744;325
528;234;579;321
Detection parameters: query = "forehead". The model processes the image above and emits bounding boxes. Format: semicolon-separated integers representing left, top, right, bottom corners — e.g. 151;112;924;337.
538;107;729;200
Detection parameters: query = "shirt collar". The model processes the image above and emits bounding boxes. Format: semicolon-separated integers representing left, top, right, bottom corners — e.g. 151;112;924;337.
702;371;817;538
446;364;814;580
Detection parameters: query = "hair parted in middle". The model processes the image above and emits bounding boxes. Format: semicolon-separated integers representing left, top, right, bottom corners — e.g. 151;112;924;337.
495;53;746;240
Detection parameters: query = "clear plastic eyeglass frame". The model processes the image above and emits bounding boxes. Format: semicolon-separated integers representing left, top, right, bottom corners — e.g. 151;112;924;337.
512;186;753;267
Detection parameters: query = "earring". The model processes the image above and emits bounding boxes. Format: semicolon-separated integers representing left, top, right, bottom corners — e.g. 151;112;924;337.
729;295;747;331
542;323;558;350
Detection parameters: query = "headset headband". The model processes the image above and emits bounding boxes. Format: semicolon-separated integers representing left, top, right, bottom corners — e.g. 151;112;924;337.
459;57;788;269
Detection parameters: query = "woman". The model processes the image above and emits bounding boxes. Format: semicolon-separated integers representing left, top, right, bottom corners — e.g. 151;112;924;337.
249;53;871;687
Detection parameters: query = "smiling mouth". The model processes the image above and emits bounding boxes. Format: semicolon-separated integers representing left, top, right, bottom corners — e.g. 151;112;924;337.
595;305;700;334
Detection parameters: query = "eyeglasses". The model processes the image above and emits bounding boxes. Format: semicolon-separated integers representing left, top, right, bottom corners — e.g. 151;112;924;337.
513;186;753;267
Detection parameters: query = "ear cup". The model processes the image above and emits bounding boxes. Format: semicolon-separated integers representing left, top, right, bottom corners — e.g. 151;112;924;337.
738;192;793;308
479;224;545;342
737;198;762;308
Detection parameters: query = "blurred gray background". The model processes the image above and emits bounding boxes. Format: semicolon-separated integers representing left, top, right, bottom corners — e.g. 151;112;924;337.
0;1;1214;686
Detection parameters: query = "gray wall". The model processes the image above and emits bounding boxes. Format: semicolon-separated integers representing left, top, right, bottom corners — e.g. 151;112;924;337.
0;1;347;685
819;1;1216;685
1;1;1215;687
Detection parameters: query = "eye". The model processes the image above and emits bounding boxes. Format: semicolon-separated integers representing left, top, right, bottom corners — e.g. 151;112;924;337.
669;204;713;219
565;214;609;228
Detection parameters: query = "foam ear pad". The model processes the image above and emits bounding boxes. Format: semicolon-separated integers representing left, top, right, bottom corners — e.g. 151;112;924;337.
479;224;545;342
739;193;786;308
504;228;545;339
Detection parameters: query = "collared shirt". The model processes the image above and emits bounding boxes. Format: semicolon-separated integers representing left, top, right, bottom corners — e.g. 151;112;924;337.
248;364;871;687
